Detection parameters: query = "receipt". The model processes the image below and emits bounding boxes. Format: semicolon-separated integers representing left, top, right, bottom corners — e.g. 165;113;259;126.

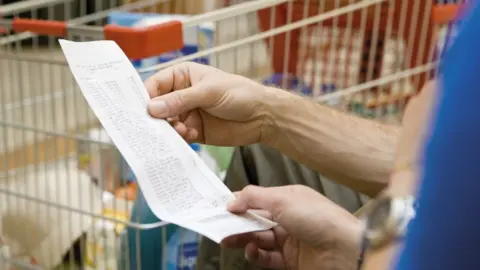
59;39;275;243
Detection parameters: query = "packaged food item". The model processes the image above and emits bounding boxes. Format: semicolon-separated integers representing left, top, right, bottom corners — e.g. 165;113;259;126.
85;195;132;270
107;12;214;80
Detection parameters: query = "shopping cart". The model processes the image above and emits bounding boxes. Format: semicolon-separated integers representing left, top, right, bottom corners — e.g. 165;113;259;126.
0;0;463;269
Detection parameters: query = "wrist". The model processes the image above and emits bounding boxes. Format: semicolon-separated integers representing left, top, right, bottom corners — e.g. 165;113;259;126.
259;85;299;146
359;192;417;270
388;159;420;196
332;216;363;269
343;217;363;256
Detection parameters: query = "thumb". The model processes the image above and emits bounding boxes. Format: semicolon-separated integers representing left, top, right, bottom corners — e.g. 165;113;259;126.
147;86;208;118
228;186;286;219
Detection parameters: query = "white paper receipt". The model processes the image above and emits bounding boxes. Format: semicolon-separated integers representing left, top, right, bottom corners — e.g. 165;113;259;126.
59;39;276;243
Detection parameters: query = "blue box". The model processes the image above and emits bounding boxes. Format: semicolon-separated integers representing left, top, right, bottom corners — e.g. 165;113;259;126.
108;11;214;80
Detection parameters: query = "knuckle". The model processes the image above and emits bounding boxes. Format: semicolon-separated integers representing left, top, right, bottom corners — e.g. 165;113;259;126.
285;184;307;195
243;185;256;193
241;185;256;199
172;63;192;90
241;185;260;205
167;92;186;115
279;185;313;205
269;195;287;212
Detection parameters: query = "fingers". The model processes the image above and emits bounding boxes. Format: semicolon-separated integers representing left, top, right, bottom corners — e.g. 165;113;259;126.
245;243;285;269
145;62;216;119
227;186;286;219
148;84;220;119
144;63;194;98
168;119;199;143
147;87;194;118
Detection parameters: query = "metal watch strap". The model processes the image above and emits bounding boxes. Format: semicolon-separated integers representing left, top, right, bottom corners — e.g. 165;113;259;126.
357;197;418;270
357;230;368;270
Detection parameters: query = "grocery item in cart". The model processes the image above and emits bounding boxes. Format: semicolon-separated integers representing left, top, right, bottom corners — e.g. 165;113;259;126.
107;11;214;80
120;185;203;270
85;194;133;270
164;228;199;270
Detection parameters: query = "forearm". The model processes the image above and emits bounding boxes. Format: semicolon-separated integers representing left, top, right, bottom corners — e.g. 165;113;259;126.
262;87;400;196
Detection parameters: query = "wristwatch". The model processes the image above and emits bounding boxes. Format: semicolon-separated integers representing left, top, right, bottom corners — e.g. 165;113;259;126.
357;194;417;269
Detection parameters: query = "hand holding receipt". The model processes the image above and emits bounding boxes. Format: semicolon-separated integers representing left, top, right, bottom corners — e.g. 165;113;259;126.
58;39;275;243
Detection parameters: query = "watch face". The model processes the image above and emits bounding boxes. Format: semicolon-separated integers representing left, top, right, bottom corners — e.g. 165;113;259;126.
367;198;392;231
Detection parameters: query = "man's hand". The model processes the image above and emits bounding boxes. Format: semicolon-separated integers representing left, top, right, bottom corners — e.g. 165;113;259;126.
145;62;276;146
222;185;361;270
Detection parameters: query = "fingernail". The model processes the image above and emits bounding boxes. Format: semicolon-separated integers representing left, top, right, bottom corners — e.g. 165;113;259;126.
149;99;168;117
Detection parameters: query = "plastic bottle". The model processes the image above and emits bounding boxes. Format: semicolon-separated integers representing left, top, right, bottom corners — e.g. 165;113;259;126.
164;229;200;270
119;190;178;270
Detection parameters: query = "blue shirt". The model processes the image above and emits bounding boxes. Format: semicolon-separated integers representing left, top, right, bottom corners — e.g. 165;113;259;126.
395;2;480;269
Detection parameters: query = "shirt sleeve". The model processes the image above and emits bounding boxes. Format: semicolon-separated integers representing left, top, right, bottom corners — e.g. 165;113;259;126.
395;2;480;270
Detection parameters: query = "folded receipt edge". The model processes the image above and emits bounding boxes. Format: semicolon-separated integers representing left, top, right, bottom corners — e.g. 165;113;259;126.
57;39;277;243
